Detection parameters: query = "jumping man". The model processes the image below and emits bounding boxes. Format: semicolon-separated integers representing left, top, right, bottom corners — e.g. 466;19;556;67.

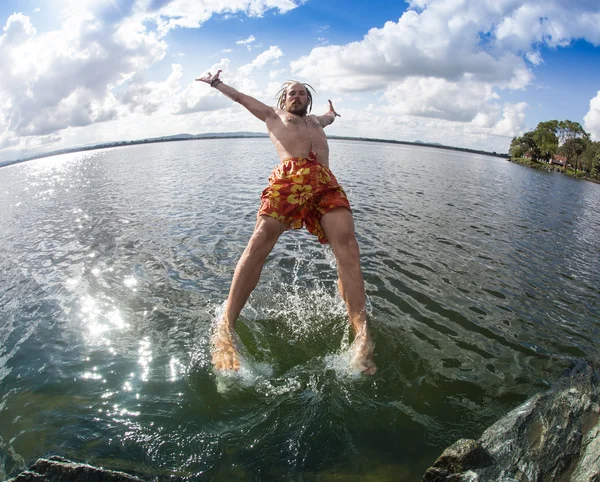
196;69;376;375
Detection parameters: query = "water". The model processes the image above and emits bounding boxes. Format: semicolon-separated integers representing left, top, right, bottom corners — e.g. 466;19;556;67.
0;138;599;480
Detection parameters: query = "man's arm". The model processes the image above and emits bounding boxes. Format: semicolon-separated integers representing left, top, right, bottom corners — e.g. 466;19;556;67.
196;70;275;122
317;100;341;128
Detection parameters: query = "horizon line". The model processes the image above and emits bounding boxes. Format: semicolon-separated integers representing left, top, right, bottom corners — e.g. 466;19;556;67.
0;133;509;168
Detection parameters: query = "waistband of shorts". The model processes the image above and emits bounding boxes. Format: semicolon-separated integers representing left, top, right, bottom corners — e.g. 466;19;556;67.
280;156;317;164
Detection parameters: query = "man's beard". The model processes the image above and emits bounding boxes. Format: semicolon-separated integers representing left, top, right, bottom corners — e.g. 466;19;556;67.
287;101;308;116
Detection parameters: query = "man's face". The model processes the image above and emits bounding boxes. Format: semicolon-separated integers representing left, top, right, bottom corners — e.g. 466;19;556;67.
285;83;308;116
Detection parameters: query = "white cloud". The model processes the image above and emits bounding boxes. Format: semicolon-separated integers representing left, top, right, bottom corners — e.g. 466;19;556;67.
525;51;543;65
382;77;498;122
237;35;256;45
139;0;300;37
0;0;301;160
495;1;600;50
489;102;528;137
584;91;600;141
290;3;533;92
382;76;527;138
237;46;283;75
175;59;235;115
321;106;518;154
0;12;166;143
1;0;598;162
2;12;36;43
288;0;598;144
269;69;286;80
120;64;184;115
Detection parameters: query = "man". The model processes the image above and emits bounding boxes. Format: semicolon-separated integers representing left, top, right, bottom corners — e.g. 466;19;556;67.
196;69;376;375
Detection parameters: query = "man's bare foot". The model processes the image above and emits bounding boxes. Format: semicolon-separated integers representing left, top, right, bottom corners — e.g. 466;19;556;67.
350;330;376;375
212;323;240;371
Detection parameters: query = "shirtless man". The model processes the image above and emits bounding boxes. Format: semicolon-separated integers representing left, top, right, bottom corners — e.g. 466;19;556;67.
196;69;376;375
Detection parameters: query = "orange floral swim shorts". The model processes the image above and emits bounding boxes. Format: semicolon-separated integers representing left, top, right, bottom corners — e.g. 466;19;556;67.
258;155;351;244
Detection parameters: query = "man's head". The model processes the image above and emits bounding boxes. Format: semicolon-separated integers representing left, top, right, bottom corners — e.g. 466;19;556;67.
277;80;315;116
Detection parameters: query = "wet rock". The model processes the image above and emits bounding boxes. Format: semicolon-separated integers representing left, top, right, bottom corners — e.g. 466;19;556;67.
8;455;144;481
423;360;600;482
423;439;494;481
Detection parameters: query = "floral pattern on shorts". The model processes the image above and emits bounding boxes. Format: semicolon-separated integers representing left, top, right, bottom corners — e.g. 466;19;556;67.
258;156;351;244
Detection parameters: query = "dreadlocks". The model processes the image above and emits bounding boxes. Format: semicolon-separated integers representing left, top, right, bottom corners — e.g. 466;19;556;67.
276;80;315;113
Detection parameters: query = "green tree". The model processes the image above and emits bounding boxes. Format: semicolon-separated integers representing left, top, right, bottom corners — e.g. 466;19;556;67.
533;120;559;161
509;137;525;158
557;120;589;172
509;132;542;159
522;131;541;159
593;154;600;180
560;137;587;171
583;141;599;171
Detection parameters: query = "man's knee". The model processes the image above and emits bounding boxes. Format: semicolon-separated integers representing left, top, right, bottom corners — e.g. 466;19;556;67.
331;230;360;261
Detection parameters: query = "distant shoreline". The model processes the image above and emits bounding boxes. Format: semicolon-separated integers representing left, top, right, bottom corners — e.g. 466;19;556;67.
0;133;508;169
507;156;600;184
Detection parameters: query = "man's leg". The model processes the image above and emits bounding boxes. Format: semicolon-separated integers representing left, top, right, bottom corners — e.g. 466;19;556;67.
320;208;376;374
213;215;286;371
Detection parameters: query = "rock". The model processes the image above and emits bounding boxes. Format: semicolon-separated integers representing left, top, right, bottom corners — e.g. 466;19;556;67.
423;439;494;482
7;456;144;482
423;360;600;482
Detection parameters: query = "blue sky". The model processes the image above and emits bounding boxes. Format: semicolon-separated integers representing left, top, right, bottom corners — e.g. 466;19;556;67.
1;0;600;162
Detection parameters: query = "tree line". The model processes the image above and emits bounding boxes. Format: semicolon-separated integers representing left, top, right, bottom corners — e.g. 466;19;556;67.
509;120;600;180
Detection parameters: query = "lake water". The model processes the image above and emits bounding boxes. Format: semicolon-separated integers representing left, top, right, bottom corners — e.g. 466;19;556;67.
0;138;599;480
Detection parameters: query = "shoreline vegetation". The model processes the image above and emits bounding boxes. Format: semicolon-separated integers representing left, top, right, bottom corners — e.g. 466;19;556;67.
508;157;600;184
0;132;508;169
509;119;600;184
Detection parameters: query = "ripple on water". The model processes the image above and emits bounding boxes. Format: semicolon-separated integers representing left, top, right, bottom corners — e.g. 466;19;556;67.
0;139;599;480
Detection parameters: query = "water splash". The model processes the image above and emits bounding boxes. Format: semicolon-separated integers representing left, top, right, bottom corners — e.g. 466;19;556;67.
207;240;377;391
209;302;274;393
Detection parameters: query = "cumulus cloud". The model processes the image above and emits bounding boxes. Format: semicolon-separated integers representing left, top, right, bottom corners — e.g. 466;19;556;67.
175;59;235;115
237;35;256;45
289;0;599;141
0;0;301;158
488;102;528;137
291;5;530;92
292;1;600;92
2;12;36;44
120;64;185;115
237;46;283;75
380;75;527;136
137;0;301;36
1;0;598;161
583;91;600;141
525;51;543;65
322;105;520;154
382;77;498;122
494;1;600;50
0;11;166;141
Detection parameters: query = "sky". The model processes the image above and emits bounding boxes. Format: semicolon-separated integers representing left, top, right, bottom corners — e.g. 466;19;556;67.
1;0;600;162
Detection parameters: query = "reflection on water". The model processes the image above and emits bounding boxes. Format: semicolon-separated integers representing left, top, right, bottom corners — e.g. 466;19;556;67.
0;139;599;480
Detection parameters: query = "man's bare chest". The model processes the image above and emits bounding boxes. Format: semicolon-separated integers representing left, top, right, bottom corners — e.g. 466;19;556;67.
282;116;324;136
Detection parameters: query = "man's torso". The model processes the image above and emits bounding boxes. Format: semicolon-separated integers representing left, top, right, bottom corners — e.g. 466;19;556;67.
266;110;330;168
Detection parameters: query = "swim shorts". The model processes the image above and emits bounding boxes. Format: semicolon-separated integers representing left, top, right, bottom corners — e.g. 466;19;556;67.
258;154;351;244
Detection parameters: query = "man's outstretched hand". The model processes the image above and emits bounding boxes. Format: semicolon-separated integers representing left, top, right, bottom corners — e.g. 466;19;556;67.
328;100;341;117
196;69;222;85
